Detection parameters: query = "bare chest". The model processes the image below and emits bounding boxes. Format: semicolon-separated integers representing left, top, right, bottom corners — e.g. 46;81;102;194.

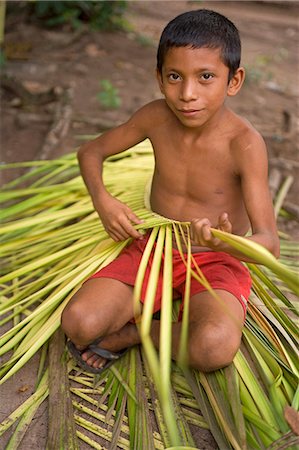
153;141;238;200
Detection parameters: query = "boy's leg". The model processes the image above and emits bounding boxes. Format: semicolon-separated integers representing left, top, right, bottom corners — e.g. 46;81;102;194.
149;289;244;372
184;289;244;371
62;279;244;372
61;277;141;368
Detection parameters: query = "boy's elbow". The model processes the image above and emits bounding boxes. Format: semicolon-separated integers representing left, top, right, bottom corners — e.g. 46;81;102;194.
77;141;104;164
77;143;89;162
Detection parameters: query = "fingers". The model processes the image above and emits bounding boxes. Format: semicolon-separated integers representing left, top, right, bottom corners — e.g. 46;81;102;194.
191;213;232;248
218;212;232;233
104;210;144;242
98;196;145;242
105;223;141;242
127;211;143;225
190;218;213;245
119;217;144;240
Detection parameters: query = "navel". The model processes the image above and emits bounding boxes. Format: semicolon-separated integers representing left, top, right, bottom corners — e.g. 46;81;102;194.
214;188;224;195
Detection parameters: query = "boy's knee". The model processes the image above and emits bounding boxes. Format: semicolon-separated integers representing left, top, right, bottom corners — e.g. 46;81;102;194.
61;300;103;345
188;323;241;372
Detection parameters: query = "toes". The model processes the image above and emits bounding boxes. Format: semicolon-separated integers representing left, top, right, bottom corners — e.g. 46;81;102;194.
88;355;106;368
94;358;106;369
86;354;99;366
82;350;107;368
81;350;94;361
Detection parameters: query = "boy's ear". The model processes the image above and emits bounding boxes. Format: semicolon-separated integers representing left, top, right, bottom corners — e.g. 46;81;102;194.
156;68;165;95
227;67;245;97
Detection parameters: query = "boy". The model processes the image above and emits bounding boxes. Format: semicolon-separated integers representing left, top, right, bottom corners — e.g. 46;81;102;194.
61;9;279;373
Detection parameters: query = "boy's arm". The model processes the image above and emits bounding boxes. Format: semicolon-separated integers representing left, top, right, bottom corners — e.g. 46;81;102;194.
78;105;151;241
191;132;280;262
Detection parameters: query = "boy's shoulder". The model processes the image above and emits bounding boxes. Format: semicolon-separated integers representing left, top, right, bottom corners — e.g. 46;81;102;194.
127;99;173;135
228;109;266;152
226;110;268;173
134;99;170;119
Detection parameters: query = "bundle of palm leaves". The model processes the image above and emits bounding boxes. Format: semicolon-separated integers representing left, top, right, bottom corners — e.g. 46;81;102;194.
0;141;298;449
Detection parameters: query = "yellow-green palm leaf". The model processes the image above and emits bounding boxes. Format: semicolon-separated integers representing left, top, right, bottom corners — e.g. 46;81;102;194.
0;141;298;449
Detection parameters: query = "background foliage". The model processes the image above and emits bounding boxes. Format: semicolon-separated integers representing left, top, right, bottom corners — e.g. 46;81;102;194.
7;0;128;30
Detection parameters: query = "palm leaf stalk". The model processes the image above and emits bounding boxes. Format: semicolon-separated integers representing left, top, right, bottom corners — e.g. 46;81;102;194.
126;347;156;450
0;142;298;449
47;327;79;450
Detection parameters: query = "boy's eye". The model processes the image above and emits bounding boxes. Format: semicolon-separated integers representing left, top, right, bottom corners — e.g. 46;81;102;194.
168;73;181;81
201;73;213;81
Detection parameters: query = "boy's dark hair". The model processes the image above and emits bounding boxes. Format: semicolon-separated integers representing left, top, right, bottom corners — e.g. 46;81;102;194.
157;9;241;81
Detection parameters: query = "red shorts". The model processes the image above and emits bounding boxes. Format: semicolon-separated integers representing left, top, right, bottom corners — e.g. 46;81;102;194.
89;236;251;320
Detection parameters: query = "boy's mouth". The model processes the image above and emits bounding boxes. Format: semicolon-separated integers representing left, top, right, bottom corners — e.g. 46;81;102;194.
179;108;203;116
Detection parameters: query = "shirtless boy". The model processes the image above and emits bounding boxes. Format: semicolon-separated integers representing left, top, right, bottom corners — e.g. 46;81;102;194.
61;9;279;373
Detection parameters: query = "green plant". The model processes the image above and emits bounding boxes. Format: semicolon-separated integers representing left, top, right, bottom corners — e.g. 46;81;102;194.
0;0;6;46
11;1;127;31
97;79;121;109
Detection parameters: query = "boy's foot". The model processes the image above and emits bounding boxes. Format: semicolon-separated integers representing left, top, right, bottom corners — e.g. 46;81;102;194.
67;339;128;374
68;323;140;373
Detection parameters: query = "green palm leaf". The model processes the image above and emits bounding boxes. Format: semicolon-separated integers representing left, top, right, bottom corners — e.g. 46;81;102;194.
0;142;298;449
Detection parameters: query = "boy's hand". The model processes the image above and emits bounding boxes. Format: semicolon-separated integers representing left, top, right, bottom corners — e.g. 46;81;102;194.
97;194;144;242
190;213;232;249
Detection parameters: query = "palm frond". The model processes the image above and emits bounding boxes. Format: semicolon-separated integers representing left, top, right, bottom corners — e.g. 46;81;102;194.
0;141;298;449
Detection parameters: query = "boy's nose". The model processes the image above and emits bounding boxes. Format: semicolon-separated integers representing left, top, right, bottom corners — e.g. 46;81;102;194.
179;80;198;102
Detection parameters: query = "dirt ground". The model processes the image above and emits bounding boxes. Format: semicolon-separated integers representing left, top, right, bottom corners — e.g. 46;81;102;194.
0;1;299;449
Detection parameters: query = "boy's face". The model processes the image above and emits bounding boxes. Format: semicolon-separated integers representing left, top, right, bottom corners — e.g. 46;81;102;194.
157;46;243;129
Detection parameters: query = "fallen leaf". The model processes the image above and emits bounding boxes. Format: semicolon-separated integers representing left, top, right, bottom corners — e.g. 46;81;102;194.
18;384;30;393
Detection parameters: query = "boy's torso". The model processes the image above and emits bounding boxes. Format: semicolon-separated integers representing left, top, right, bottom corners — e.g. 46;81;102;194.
145;100;252;239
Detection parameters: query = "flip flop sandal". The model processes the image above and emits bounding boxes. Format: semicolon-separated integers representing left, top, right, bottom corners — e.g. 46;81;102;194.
67;338;128;374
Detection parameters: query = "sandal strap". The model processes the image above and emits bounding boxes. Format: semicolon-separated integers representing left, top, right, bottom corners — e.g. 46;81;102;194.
88;344;124;360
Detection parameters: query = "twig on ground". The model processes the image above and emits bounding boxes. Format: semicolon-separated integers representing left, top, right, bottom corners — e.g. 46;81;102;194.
73;115;121;131
38;86;74;160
